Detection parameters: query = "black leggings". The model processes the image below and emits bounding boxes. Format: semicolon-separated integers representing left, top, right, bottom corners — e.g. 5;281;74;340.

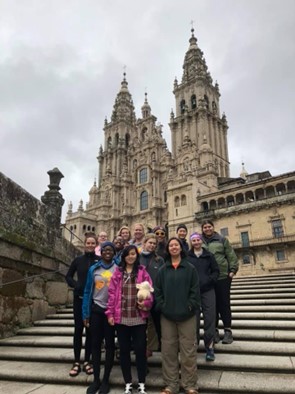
90;306;115;382
116;323;147;383
73;296;91;363
215;277;232;328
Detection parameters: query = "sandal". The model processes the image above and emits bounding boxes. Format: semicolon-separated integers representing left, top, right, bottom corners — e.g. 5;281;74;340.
83;362;94;375
69;362;81;377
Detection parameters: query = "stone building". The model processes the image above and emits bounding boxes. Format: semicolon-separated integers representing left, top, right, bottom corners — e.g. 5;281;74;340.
64;29;295;275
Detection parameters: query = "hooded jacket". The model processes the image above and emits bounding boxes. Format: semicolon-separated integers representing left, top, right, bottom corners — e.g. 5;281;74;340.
82;258;117;320
105;265;153;324
187;248;220;293
201;232;238;280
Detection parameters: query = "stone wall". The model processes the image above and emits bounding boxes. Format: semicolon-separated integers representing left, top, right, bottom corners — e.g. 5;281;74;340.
0;171;80;338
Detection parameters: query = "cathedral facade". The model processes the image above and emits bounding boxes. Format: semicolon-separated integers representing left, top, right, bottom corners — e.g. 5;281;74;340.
64;30;295;275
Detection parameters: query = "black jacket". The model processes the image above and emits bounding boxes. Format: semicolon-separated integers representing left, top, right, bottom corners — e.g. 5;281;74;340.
139;252;164;285
155;258;201;321
187;248;220;293
65;252;99;297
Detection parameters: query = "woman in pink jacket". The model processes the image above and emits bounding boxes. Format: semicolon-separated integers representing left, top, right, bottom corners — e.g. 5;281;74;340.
106;245;153;394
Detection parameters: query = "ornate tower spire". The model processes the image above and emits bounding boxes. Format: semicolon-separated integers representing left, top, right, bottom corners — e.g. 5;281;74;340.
141;91;151;118
181;27;212;85
111;71;136;124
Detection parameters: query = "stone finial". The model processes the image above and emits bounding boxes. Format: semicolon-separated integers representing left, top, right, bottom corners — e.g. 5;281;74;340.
47;167;64;191
41;168;65;232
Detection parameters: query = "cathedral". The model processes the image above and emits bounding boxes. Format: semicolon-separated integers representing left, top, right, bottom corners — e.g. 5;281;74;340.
65;29;295;276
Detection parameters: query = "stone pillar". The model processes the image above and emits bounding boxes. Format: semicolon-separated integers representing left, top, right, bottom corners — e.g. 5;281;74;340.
41;168;65;233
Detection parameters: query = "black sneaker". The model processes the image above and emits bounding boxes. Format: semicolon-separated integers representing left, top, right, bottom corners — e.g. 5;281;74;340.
214;329;220;344
124;383;133;394
99;380;110;394
137;383;146;394
87;380;101;394
222;330;233;344
205;348;215;361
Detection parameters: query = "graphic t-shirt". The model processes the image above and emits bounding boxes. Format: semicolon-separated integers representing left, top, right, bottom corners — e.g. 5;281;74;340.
93;264;116;309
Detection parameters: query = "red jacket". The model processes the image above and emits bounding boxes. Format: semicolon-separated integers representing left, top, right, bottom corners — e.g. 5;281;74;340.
105;265;153;323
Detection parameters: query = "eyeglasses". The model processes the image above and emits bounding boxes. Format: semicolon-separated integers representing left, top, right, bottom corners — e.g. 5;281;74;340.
155;231;165;236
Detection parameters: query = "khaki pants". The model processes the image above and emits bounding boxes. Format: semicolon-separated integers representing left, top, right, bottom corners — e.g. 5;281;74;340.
161;315;198;393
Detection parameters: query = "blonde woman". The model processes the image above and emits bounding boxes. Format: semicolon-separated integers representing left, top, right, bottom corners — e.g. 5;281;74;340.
130;223;145;253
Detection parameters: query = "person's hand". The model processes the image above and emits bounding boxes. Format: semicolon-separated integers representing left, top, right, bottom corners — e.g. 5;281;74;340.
108;317;114;326
137;300;145;310
83;319;89;328
229;272;235;278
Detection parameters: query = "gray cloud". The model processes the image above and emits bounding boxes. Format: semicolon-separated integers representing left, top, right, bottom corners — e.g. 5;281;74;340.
1;0;294;218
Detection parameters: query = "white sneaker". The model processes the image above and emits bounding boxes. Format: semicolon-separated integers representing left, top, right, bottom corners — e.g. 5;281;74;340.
124;383;133;394
137;383;146;394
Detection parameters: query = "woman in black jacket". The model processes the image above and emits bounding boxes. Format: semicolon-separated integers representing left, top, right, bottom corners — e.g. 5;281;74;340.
65;232;99;377
187;232;219;362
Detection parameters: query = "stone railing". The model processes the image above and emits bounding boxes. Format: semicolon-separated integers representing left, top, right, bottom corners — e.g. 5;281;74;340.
0;170;80;338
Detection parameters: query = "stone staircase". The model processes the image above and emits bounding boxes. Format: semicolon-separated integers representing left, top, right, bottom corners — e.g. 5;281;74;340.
0;273;295;394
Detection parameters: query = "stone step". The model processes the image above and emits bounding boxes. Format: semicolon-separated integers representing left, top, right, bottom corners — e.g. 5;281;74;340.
233;274;295;281
11;326;295;342
231;292;295;299
231;298;295;305
50;305;295;319
231;288;295;295
30;318;295;330
0;360;294;393
1;340;295;359
40;311;295;326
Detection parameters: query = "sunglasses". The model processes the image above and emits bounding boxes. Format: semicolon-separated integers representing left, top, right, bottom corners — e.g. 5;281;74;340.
155;231;165;236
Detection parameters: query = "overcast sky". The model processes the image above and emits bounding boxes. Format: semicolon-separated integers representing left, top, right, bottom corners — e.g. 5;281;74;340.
1;0;295;220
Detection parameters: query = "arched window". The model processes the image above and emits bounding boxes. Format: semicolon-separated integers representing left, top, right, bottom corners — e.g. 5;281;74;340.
107;136;112;149
174;196;180;207
191;95;197;109
204;95;209;110
125;133;130;148
164;191;167;202
181;194;187;206
212;101;217;113
180;99;186;114
139;168;148;183
140;191;148;210
151;152;156;162
82;225;86;230
115;133;119;147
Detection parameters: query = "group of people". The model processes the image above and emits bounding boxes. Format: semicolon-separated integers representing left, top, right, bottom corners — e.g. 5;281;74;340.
65;220;238;394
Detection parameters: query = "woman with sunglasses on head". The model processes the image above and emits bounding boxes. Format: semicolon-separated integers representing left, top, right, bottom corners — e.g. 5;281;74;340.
153;226;167;259
82;241;118;394
201;220;238;345
106;245;153;394
187;232;219;362
65;232;99;378
140;233;164;356
155;237;200;394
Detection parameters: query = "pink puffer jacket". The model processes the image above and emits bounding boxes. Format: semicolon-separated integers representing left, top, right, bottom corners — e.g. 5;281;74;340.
105;265;153;323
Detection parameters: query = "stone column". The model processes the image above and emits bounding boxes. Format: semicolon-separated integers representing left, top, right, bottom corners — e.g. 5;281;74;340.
41;168;65;234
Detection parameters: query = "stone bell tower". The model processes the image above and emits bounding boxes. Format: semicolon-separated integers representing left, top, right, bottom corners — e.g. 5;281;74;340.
167;28;230;233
